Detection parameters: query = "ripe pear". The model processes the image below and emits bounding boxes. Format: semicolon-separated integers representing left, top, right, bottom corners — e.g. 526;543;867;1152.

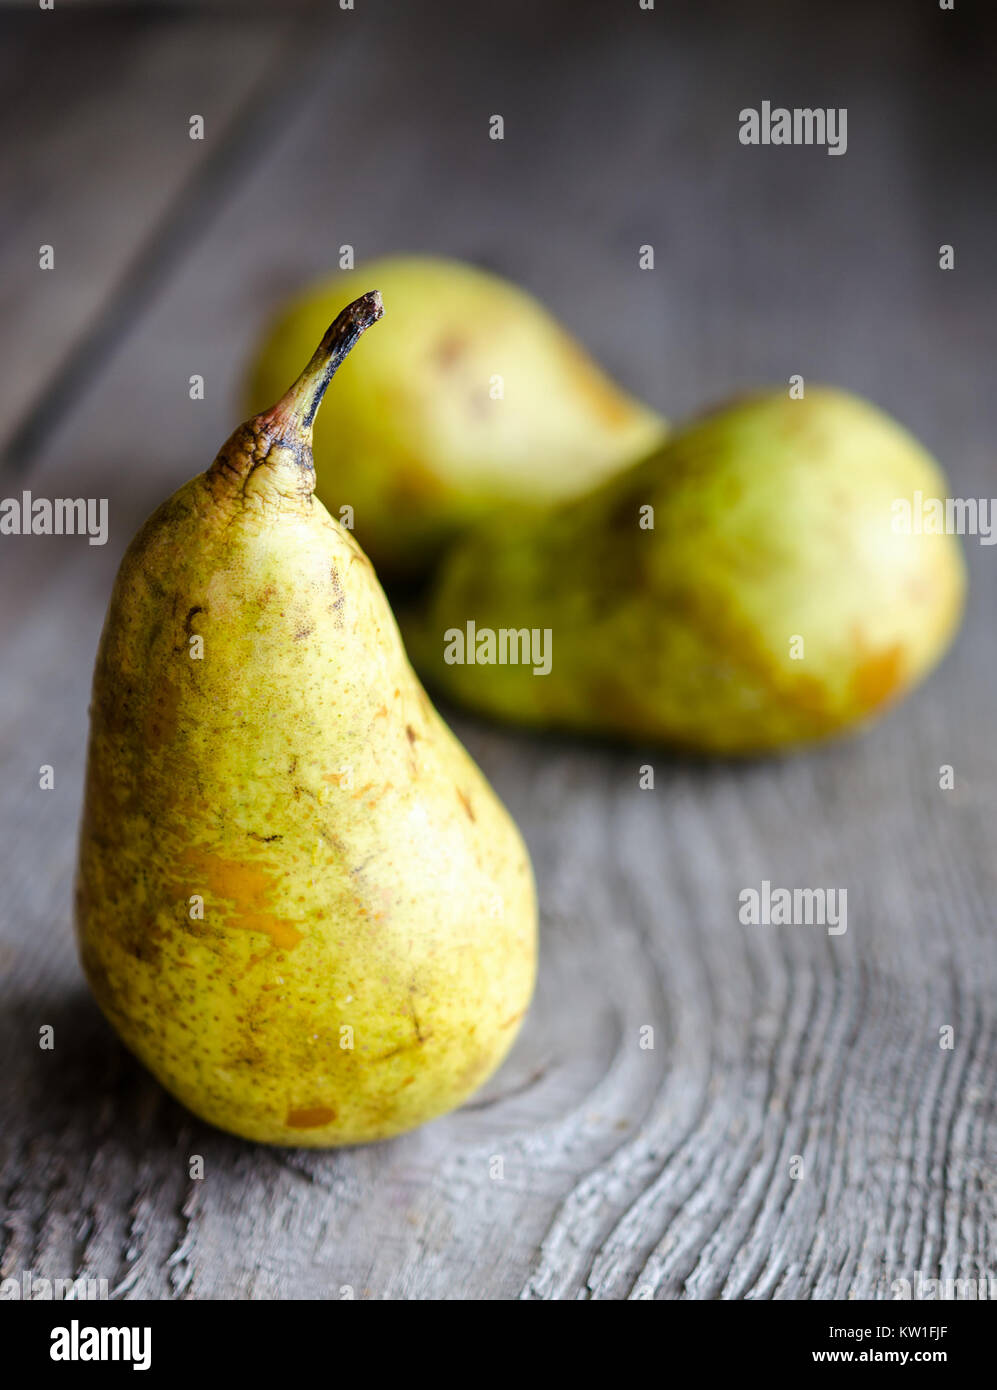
75;293;537;1147
245;256;666;577
410;389;966;754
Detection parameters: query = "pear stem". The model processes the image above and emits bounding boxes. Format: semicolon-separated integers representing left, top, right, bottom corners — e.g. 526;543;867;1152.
274;290;384;432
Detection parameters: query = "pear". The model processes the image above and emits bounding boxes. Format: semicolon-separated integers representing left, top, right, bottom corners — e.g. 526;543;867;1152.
245;256;666;577
75;292;537;1147
411;389;966;754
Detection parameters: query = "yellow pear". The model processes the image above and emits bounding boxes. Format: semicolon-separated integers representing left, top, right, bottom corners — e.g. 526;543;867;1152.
410;389;966;754
76;293;537;1146
245;256;666;577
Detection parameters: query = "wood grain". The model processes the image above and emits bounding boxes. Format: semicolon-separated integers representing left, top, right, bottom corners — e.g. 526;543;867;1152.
0;5;313;465
1;0;994;1300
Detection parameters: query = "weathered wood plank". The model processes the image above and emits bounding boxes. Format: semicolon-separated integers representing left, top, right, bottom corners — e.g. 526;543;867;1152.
0;7;301;460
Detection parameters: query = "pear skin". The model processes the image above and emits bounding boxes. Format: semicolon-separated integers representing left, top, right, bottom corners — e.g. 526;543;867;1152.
411;389;966;754
75;293;537;1146
245;256;666;577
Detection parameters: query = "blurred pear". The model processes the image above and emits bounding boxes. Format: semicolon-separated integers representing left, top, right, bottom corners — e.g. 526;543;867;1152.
410;389;966;754
246;256;666;577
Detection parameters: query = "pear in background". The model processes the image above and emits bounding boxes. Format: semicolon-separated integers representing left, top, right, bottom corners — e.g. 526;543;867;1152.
245;256;666;578
76;293;537;1146
410;389;966;754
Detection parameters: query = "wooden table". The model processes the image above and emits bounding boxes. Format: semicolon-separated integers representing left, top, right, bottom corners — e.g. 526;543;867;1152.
1;0;994;1300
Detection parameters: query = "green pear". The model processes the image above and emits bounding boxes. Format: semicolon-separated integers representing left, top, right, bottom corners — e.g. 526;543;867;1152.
410;389;966;754
75;292;537;1146
245;256;666;577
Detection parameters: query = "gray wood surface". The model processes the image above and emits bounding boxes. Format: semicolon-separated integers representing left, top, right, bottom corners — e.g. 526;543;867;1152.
1;0;994;1300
